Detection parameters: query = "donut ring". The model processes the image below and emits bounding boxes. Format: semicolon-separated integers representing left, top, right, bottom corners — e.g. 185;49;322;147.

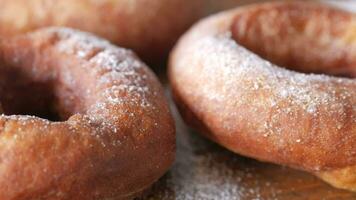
0;0;206;63
0;27;175;199
169;2;356;191
0;0;276;64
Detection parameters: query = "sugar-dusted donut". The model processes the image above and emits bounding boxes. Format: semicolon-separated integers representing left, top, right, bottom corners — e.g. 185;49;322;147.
169;2;356;191
0;27;175;199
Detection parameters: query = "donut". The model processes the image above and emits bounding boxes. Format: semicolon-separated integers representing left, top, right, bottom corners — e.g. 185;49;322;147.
169;2;356;191
0;27;175;199
0;0;204;64
0;0;271;65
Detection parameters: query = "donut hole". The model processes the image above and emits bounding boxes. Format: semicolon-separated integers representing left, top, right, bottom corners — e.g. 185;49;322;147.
0;58;90;122
0;32;100;122
231;3;356;78
0;66;66;121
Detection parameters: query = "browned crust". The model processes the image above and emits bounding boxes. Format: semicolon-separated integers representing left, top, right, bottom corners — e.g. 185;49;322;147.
0;0;285;65
169;1;356;191
231;1;356;77
0;27;175;200
0;0;205;64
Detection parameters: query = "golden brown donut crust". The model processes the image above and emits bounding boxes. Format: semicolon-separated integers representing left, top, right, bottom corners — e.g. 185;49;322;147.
0;27;175;199
0;0;277;64
0;0;204;63
169;2;356;191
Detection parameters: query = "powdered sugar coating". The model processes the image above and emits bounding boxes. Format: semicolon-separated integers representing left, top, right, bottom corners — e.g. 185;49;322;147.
39;27;162;122
145;102;355;199
186;33;355;127
0;27;174;199
170;2;356;174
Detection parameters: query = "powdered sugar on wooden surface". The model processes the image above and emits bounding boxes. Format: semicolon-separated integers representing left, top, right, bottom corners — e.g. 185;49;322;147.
145;104;282;200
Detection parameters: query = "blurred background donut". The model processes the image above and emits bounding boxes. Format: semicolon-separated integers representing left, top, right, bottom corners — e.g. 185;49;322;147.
0;0;274;67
